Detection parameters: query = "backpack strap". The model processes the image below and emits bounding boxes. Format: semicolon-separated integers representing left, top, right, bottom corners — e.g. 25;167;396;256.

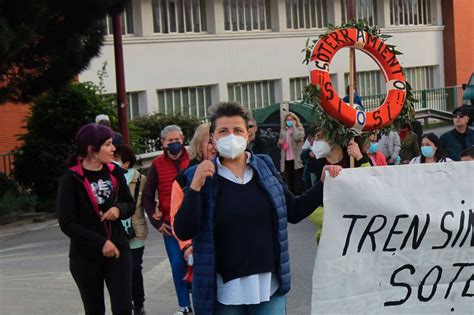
133;174;142;203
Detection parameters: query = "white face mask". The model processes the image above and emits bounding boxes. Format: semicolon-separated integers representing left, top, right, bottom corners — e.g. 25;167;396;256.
312;140;332;158
216;134;247;159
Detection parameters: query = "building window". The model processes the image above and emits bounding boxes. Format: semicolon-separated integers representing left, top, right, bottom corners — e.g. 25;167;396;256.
344;70;384;96
223;0;271;31
341;0;377;25
285;0;328;29
101;0;134;35
157;85;213;117
106;92;142;119
290;77;310;101
152;0;207;34
127;93;141;119
404;66;435;90
228;80;275;110
389;0;432;26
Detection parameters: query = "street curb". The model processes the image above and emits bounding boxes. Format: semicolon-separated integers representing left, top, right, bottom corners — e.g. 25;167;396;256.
0;212;56;226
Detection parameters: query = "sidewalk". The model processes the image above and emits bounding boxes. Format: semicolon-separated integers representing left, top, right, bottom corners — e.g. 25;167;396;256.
0;212;57;237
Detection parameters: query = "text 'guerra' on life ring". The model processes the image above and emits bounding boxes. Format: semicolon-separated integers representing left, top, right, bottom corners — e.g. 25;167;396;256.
308;28;407;131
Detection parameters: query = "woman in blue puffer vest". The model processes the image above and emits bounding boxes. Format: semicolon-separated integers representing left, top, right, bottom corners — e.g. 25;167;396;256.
173;102;341;315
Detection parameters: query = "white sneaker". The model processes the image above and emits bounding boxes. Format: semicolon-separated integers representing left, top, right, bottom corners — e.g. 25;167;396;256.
174;306;192;315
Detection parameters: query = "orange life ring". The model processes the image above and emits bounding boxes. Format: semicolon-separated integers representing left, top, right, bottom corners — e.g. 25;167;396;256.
308;28;406;131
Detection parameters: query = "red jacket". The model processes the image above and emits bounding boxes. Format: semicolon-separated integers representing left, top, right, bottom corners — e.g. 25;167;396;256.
143;150;190;228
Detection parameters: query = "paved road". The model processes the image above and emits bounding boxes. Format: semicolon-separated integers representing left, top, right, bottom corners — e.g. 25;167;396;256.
0;218;317;315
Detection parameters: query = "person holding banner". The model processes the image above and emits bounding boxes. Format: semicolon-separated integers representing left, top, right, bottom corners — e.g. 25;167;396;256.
308;129;372;242
309;130;372;181
409;133;452;164
173;101;340;315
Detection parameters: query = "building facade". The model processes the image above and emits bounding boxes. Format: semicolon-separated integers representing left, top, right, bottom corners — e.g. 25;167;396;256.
441;0;474;87
78;0;447;119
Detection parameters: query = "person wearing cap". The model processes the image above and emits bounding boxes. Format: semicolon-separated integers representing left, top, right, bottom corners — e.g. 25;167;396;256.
439;106;474;161
95;114;124;147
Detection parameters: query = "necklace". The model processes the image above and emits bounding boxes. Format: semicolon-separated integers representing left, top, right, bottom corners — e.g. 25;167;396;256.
234;174;244;184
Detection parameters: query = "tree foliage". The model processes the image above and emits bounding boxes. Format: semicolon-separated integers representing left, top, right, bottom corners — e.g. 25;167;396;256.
0;0;127;103
13;82;116;211
0;173;37;216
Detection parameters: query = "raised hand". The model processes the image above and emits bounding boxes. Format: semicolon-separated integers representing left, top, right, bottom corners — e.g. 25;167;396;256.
190;160;215;192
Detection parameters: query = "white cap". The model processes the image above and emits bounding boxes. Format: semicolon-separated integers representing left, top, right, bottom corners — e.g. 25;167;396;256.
95;114;110;124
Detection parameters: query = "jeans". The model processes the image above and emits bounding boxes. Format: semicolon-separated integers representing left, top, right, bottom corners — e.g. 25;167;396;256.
163;234;191;307
131;247;145;309
215;292;286;315
70;250;132;315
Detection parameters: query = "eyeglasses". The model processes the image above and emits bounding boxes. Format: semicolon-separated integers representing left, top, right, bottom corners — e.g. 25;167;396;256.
453;114;466;118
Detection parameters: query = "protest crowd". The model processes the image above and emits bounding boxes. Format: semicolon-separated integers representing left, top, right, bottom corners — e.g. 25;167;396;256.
56;102;474;315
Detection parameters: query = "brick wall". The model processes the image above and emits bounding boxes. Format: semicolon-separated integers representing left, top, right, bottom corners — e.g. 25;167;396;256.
453;0;474;85
443;0;474;86
0;102;30;154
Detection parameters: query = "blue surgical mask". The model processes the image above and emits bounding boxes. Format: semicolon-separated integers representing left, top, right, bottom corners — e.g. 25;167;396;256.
124;168;134;185
421;146;435;158
167;142;183;155
286;121;294;128
368;142;379;154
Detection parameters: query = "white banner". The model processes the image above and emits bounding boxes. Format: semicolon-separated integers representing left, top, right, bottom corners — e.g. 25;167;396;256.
312;162;474;314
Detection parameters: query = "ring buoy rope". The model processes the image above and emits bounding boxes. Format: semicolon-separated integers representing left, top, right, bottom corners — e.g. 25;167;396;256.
308;28;406;131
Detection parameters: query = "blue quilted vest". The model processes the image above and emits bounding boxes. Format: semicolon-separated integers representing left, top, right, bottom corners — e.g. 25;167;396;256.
183;154;291;315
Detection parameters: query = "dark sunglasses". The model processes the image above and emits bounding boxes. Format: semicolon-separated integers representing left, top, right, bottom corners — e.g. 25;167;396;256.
453;114;465;118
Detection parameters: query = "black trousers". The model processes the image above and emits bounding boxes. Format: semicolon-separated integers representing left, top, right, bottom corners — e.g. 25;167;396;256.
284;160;304;194
131;246;145;309
70;250;132;315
